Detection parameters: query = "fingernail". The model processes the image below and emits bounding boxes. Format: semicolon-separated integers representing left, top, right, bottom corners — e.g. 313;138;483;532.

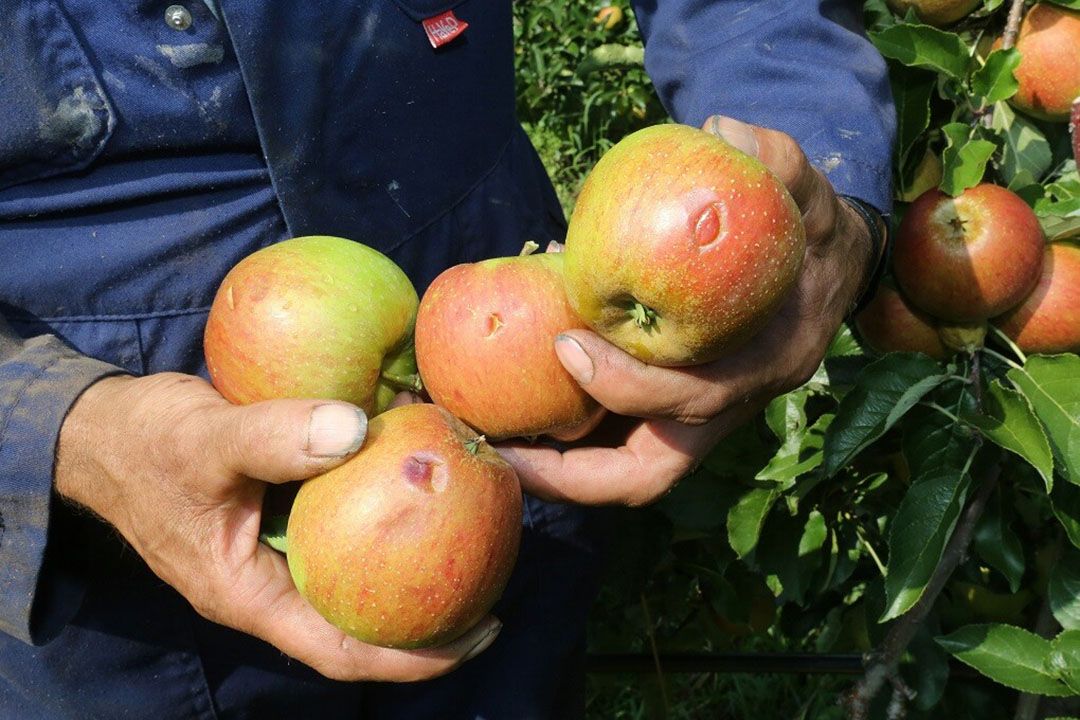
555;334;594;384
307;404;367;457
708;115;759;157
462;619;502;662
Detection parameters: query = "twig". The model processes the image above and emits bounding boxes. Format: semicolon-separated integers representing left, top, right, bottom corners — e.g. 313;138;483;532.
1001;0;1026;51
842;460;1002;719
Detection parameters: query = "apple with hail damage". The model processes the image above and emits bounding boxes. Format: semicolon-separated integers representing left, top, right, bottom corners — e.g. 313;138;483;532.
286;403;523;649
562;123;805;367
415;244;605;441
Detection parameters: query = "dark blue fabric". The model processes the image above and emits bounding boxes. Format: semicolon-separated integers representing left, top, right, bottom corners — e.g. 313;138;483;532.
633;0;896;214
0;0;892;717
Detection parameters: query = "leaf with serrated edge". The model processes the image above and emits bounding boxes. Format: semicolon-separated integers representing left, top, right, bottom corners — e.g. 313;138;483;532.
869;24;969;78
1046;630;1080;695
973;486;1026;593
964;380;1054;491
1008;355;1080;486
1050;550;1080;631
728;487;779;558
823;353;948;477
937;624;1073;696
882;416;974;620
972;49;1020;105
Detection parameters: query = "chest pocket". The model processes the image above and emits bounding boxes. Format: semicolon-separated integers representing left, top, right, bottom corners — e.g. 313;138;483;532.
0;1;115;191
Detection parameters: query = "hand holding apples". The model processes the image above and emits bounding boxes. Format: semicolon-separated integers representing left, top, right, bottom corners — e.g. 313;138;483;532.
499;117;878;506
54;373;501;683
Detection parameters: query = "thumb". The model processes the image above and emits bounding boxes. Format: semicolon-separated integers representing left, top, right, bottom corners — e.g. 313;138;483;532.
212;399;368;483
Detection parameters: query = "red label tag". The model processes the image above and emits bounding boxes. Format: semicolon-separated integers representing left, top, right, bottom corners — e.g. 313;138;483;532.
422;10;468;49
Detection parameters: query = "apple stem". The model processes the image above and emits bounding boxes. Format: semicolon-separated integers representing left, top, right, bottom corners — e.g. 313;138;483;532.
628;301;658;329
380;371;424;393
519;240;541;257
464;436;486;456
1070;97;1079;167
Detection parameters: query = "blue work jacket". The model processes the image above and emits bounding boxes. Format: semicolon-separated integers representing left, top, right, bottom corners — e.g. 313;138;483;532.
0;1;894;717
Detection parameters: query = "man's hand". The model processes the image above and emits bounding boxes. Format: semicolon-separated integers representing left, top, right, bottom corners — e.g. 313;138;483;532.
55;373;501;681
498;116;876;507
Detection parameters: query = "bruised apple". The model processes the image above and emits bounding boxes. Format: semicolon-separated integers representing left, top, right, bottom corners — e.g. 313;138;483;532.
204;236;420;416
415;246;605;441
892;185;1044;322
563;124;805;366
286;403;522;649
855;283;949;360
995;243;1080;354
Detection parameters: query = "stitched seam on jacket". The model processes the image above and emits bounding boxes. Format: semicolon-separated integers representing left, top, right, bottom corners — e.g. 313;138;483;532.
5;306;212;324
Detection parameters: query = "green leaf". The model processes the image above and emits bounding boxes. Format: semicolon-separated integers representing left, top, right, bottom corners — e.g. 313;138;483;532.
937;624;1074;696
728;487;780;558
993;102;1054;184
869;24;970;78
890;63;936;163
1053;482;1080;550
882;417;975;620
964;380;1054;490
755;509;825;605
757;414;834;485
1047;0;1080;8
259;514;289;554
973;486;1026;593
971;49;1021;105
1050;549;1080;631
823;353;949;476
940;122;996;196
765;389;808;441
1008;354;1080;486
1047;630;1080;695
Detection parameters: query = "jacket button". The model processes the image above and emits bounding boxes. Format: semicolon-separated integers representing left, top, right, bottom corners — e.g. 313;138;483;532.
164;4;193;30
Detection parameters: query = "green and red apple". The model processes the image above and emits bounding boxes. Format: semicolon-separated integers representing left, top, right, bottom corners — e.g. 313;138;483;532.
415;246;605;441
562;123;805;367
204;236;420;416
855;283;949;359
995;3;1080;122
995;243;1080;354
887;0;980;26
286;403;522;649
892;185;1044;322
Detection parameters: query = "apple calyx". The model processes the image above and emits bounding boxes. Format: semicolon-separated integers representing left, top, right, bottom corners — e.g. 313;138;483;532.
380;370;424;393
938;321;987;353
519;240;541;257
627;301;659;330
464;435;487;456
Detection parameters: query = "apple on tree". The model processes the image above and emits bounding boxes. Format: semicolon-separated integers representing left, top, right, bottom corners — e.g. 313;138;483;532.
995;2;1080;122
891;184;1044;323
562;123;805;367
204;236;421;416
286;403;522;649
995;243;1080;354
886;0;980;27
855;282;949;360
415;245;605;441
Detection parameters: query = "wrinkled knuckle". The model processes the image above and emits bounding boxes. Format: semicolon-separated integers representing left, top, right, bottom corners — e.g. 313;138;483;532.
672;397;716;426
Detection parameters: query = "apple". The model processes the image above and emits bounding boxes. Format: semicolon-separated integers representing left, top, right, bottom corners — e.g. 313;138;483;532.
995;3;1080;122
855;283;949;360
594;5;624;31
995;243;1080;354
886;0;980;26
415;246;605;441
204;236;421;416
286;403;522;649
892;185;1044;322
562;123;805;366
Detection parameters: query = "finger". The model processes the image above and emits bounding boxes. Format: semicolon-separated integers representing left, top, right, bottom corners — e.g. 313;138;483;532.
210;399;368;483
498;416;732;507
215;544;501;682
703;115;838;241
554;330;725;424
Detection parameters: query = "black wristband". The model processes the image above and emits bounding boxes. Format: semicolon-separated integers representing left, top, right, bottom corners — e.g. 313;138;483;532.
839;195;890;318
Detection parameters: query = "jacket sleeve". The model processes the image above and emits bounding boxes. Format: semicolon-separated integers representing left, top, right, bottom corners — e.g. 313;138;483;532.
0;315;123;644
633;0;896;214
